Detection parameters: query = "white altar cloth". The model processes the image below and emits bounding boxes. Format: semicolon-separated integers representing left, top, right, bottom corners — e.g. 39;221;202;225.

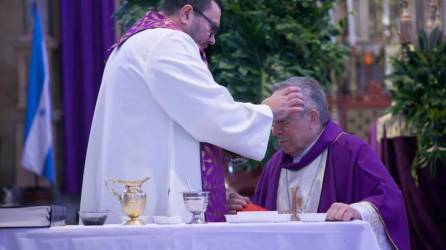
0;221;380;250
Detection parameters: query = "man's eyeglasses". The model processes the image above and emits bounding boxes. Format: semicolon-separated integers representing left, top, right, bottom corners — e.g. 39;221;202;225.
193;8;219;37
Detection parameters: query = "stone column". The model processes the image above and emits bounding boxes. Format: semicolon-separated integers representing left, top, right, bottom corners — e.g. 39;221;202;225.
399;0;413;44
358;0;370;42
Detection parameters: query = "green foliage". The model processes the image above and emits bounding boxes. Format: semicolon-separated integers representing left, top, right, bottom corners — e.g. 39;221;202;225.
389;28;446;182
209;0;348;103
115;0;348;170
114;0;163;29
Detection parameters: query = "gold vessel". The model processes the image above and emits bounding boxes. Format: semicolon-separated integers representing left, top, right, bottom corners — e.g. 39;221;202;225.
105;177;149;225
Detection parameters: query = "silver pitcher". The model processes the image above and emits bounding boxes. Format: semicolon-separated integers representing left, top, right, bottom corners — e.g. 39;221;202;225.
105;177;149;225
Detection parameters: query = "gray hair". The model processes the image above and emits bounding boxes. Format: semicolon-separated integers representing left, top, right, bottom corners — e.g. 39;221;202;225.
273;77;329;126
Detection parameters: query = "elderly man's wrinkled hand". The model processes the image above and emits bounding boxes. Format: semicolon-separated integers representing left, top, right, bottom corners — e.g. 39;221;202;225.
227;192;250;214
326;202;362;221
262;86;304;121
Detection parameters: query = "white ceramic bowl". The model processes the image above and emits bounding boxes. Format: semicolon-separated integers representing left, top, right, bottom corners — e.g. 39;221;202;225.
153;215;183;225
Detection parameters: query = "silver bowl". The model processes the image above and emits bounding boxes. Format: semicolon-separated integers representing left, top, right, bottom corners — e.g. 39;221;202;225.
182;191;209;224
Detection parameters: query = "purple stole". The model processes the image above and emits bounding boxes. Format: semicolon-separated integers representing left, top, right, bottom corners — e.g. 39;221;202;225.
112;12;227;222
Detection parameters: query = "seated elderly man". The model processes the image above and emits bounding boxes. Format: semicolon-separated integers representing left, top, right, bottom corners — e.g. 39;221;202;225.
228;77;410;250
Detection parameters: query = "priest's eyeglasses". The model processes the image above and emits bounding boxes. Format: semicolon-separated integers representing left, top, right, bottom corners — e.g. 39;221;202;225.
193;8;219;37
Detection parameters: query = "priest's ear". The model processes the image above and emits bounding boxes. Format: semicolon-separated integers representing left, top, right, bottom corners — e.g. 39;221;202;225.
178;4;194;26
308;109;320;128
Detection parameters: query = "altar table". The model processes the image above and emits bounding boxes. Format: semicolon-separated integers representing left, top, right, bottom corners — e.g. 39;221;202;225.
0;220;379;250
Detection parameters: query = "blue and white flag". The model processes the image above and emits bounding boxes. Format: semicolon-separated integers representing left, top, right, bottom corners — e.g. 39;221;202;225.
21;3;56;184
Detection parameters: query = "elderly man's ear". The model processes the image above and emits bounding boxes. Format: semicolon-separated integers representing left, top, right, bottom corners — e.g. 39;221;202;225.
309;109;320;127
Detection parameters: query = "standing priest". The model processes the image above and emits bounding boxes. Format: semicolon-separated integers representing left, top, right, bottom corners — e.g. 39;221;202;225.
80;0;303;224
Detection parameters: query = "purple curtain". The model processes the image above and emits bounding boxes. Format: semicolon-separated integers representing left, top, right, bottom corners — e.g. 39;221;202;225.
60;0;115;193
381;137;446;250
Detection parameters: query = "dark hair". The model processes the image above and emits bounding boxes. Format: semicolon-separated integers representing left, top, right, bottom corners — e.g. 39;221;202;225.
273;77;329;126
161;0;221;15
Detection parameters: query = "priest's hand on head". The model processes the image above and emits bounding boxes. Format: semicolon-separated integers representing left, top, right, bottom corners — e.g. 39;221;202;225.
227;192;250;214
262;86;304;122
325;202;362;221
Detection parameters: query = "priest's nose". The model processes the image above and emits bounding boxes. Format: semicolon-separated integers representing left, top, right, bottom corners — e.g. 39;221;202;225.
208;35;216;46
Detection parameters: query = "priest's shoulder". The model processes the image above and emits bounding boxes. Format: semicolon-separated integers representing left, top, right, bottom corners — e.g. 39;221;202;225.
117;28;197;55
145;28;198;52
333;131;370;152
263;150;286;172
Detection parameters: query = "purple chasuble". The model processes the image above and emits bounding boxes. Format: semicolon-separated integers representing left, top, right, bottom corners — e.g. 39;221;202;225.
112;11;227;222
251;120;410;250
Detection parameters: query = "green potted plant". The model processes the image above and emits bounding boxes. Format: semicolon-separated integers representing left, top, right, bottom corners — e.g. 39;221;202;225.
388;28;446;182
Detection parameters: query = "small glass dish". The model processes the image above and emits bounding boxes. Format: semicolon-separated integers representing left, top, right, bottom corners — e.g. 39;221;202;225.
79;210;110;225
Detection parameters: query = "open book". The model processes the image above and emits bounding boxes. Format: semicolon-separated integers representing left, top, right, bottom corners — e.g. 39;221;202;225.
0;205;66;228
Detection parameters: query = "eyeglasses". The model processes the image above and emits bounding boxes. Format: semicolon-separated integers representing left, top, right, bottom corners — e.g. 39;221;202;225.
193;8;219;37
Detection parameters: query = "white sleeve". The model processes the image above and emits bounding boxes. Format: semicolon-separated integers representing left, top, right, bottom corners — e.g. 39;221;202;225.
144;31;273;161
350;202;395;250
